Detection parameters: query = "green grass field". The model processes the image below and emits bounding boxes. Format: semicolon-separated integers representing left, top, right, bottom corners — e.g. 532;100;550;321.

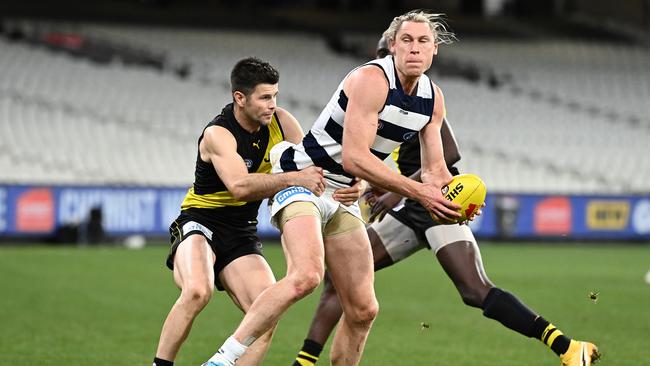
1;242;649;365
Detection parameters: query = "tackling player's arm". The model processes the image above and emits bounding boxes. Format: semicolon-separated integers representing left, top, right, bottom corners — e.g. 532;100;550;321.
276;107;365;206
201;126;325;201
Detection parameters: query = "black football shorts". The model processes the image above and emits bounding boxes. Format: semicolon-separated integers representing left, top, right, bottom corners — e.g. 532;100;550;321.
166;207;264;291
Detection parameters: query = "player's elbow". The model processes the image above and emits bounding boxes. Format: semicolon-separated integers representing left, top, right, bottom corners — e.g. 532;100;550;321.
230;188;247;201
341;149;364;176
229;183;253;202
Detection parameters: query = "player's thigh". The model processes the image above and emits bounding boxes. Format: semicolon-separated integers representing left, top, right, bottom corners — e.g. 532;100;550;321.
278;201;325;274
430;225;493;286
220;254;276;312
172;234;216;289
323;212;375;309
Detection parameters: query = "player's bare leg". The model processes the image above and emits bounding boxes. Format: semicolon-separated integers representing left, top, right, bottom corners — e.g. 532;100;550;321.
204;213;325;365
291;227;397;366
300;227;391;343
231;215;325;341
304;272;342;343
433;230;599;364
220;254;278;366
155;235;215;363
325;225;378;366
434;238;493;308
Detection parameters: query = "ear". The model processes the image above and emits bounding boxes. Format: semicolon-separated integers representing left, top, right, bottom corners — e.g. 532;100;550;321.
389;38;396;53
233;91;246;107
432;42;439;56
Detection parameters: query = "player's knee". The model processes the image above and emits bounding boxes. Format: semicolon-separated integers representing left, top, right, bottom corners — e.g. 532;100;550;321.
288;270;323;300
181;282;214;311
330;351;343;365
458;285;489;308
347;298;379;329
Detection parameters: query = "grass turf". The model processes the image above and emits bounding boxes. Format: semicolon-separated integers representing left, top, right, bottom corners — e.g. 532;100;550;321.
0;242;648;365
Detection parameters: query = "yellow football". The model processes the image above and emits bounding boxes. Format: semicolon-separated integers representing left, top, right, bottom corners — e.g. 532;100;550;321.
441;173;487;222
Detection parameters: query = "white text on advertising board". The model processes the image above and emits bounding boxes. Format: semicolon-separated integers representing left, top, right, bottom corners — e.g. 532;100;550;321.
59;189;157;232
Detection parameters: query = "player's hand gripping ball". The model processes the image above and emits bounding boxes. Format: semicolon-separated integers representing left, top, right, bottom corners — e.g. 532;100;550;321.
440;174;487;222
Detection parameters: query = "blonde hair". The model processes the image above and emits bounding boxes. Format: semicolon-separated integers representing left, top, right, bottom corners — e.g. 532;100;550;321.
382;10;456;45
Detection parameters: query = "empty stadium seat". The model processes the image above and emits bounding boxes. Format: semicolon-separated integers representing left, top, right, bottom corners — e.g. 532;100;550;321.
0;25;648;193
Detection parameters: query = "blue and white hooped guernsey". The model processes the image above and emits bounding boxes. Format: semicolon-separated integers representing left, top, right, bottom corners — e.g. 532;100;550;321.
276;55;435;187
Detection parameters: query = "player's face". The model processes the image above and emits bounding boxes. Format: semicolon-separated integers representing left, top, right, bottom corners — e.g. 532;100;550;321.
243;83;278;126
391;21;438;78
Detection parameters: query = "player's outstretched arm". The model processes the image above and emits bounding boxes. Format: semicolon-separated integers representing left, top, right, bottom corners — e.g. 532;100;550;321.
201;126;325;201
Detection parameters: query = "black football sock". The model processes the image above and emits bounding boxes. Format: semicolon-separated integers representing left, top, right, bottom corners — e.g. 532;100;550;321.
482;287;538;335
530;317;572;356
153;357;174;366
292;339;323;366
482;288;570;356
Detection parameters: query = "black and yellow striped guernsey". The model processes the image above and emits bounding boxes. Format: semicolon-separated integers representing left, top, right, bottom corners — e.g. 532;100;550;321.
181;103;285;217
391;137;421;178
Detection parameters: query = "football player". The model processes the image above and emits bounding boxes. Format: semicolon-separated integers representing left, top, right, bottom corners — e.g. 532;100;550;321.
290;36;600;366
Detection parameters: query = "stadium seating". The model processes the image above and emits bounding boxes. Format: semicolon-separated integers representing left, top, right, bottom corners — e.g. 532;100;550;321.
439;39;649;193
0;23;648;193
441;39;650;126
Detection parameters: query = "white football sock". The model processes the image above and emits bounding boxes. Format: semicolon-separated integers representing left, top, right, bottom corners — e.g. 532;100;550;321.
207;336;248;365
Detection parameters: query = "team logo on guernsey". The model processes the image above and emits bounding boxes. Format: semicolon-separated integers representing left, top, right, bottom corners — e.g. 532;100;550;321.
377;121;384;130
253;140;261;149
244;158;253;168
276;186;313;204
403;131;417;141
